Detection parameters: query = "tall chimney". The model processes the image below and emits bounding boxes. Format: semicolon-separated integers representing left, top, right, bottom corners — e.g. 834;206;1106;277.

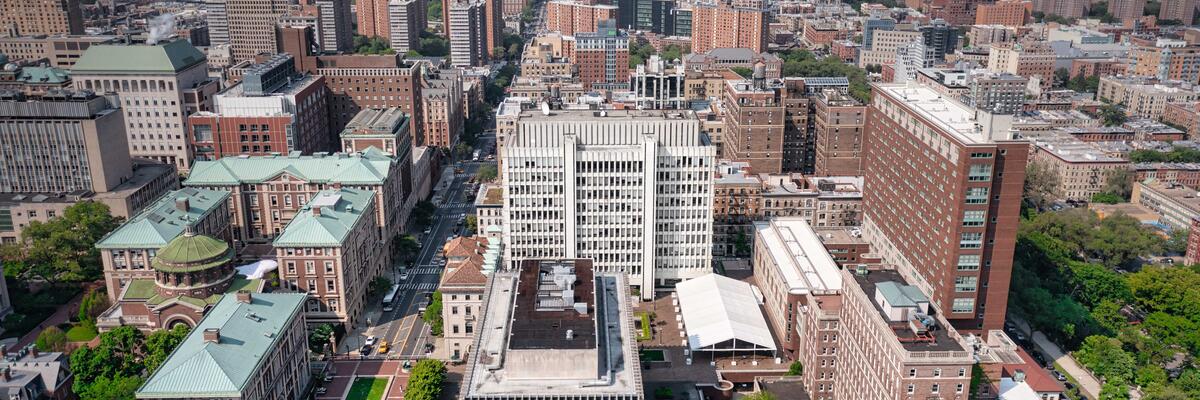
236;290;252;304
203;328;221;343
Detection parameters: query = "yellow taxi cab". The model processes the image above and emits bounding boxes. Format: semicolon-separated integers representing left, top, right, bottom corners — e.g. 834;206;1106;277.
377;340;390;354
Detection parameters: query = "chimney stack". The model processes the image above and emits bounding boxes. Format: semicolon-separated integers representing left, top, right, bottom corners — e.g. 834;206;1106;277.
0;367;9;382
312;206;322;216
1013;369;1026;383
175;197;190;212
236;290;252;304
26;345;37;358
203;328;221;343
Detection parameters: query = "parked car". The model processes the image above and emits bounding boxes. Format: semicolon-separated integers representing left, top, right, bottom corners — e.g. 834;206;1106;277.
364;336;378;346
360;345;372;355
400;271;410;281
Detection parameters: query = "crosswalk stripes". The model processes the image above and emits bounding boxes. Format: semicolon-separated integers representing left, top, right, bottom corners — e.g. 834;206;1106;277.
399;282;437;291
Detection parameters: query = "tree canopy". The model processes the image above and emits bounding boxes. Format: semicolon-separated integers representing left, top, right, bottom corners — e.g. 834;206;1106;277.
353;36;396;55
405;359;447;400
775;49;872;103
1;201;120;283
1129;146;1200;163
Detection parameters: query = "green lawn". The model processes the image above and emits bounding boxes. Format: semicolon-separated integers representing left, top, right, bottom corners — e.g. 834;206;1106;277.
65;324;97;342
637;312;652;341
346;377;388;400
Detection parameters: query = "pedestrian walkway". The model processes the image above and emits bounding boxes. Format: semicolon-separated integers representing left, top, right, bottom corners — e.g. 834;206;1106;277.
1030;332;1100;399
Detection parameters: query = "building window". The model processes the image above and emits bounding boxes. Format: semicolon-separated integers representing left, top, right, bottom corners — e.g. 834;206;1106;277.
968;164;993;181
963;210;986;227
955;276;978;292
931;384;940;394
907;384;915;394
909;369;917;377
956;383;964;393
952;298;975;313
957;255;981;271
959;232;983;249
966;187;989;204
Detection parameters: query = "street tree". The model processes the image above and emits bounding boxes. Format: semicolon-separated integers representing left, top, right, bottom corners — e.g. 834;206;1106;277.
405;359;447;400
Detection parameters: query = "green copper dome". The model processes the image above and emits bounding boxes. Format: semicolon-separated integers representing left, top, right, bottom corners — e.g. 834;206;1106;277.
153;233;233;273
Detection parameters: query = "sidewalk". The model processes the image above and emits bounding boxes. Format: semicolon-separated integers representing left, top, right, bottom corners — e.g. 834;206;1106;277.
13;285;92;349
1031;331;1102;399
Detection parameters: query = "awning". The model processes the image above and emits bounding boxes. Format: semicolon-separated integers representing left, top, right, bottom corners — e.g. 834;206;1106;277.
676;274;777;352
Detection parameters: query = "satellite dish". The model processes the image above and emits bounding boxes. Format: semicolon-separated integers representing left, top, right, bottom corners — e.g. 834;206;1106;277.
541;102;550;116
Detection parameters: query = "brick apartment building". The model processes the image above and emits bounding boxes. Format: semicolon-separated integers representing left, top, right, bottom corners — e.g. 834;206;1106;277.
574;20;630;91
862;83;1028;331
0;0;82;36
974;0;1031;26
690;0;768;54
813;90;867;177
544;0;617;36
723;78;786;173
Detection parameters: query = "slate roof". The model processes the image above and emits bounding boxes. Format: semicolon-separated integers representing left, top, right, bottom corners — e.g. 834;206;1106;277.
72;40;206;74
184;150;395;186
96;188;231;249
136;293;306;398
273;188;374;247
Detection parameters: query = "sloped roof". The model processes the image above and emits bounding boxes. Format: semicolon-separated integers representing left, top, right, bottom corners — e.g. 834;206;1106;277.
273;188;374;247
72;40;206;74
14;66;70;84
676;274;776;351
440;259;488;287
136;293;306;398
185;151;395;186
96;188;231;249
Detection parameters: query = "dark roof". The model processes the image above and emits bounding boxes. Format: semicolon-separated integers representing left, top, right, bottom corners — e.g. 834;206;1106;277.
508;259;597;350
851;269;964;352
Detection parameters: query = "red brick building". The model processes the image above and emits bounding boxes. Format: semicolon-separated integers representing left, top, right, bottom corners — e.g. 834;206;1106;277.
544;0;616;36
573;20;629;91
1070;58;1128;79
722;78;785;173
691;0;768;54
189;56;330;160
275;26;425;144
974;0;1031;26
863;83;1028;332
813;90;867;177
1161;102;1200;138
1185;217;1200;265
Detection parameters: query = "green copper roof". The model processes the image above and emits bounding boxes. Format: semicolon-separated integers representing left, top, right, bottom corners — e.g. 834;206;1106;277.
156;234;229;264
121;280;158;300
273;188;375;247
184;151;396;186
136;293;307;398
96;189;231;249
14;66;70;84
72;40;206;74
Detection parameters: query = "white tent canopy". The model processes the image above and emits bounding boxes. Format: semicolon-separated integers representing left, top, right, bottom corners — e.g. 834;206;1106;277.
235;259;277;279
676;273;777;352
